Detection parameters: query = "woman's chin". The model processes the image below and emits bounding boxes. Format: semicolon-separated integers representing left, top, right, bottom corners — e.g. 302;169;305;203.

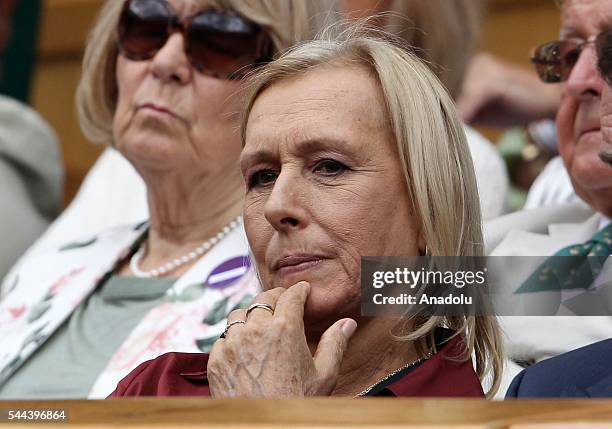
302;287;360;328
119;140;182;171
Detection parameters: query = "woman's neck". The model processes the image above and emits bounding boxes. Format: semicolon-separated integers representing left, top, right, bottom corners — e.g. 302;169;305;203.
134;166;244;274
309;318;419;397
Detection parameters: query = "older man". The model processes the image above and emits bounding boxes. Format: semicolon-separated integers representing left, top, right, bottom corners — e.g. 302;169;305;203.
486;0;612;396
503;18;612;399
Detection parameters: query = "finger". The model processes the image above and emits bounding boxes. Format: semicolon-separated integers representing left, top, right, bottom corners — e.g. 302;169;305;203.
209;332;225;358
246;287;285;323
226;308;247;324
273;281;310;327
222;309;247;339
313;318;357;393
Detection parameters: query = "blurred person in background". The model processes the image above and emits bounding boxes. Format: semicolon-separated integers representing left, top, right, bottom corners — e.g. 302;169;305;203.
485;0;612;397
338;0;510;221
111;32;503;399
0;0;63;280
458;53;561;129
457;10;579;210
0;0;334;399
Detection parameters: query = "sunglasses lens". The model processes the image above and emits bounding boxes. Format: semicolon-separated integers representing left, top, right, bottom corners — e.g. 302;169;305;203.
119;0;170;60
597;30;612;85
532;41;577;83
187;12;267;78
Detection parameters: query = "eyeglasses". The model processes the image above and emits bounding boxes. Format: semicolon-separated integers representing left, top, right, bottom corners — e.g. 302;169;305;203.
531;30;612;83
117;0;273;80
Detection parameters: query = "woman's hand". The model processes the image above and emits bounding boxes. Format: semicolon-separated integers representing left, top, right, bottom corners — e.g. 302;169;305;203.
207;281;357;397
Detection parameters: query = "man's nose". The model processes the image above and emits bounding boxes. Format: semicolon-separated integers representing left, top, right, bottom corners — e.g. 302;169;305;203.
565;44;604;100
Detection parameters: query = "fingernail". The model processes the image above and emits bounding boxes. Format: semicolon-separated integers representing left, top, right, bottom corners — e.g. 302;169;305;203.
341;319;357;338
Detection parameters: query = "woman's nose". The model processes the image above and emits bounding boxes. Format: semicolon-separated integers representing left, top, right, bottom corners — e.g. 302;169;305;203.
263;171;309;233
150;32;192;84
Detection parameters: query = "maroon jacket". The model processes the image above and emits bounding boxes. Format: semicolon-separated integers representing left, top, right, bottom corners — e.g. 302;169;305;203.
109;336;484;397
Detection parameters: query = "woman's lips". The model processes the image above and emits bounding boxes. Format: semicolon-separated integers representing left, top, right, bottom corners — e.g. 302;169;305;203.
138;103;187;125
274;255;327;277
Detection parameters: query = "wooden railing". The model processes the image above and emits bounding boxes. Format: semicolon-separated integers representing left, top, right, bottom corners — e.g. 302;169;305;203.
1;398;612;428
0;398;612;429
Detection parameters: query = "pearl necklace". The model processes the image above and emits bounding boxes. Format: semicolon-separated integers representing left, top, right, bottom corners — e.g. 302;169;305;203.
129;216;242;278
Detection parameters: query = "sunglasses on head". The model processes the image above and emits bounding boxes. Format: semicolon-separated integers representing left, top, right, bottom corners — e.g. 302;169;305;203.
531;30;612;83
117;0;273;80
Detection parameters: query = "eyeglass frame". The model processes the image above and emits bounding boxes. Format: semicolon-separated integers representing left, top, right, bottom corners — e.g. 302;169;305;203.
530;31;611;84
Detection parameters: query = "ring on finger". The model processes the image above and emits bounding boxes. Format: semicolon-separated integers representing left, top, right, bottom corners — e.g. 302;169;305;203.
220;320;246;339
246;303;275;319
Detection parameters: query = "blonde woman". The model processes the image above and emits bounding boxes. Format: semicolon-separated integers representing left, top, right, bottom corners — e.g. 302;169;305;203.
0;0;334;399
111;31;503;398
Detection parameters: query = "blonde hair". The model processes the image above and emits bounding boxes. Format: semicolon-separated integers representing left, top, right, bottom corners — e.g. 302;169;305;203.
384;0;484;99
76;0;336;146
241;28;503;397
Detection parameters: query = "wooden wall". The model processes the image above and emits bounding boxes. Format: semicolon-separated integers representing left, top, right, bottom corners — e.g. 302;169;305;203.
31;0;561;205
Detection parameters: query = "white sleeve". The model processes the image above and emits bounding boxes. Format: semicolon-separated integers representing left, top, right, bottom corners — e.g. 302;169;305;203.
464;125;510;221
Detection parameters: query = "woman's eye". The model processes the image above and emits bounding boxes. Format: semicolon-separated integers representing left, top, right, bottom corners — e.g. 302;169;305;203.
313;159;348;176
248;169;278;189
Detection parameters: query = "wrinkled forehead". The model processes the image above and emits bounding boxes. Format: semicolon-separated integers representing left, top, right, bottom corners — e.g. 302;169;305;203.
247;66;387;138
242;65;391;164
560;0;612;38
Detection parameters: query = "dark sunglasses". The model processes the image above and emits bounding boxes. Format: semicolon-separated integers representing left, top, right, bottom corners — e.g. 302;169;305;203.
531;30;612;83
117;0;273;80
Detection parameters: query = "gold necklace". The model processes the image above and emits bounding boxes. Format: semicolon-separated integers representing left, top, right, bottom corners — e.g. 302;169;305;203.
353;353;431;397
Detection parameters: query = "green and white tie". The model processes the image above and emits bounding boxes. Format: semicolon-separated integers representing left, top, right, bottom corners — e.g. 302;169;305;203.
517;223;612;293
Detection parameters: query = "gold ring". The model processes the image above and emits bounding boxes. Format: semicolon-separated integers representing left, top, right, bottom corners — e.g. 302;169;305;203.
246;303;275;318
220;320;246;339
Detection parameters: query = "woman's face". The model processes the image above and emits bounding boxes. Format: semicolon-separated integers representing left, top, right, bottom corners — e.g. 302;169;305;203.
241;65;423;330
113;0;244;176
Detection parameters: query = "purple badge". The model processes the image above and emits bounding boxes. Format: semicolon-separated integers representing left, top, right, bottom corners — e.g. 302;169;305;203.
205;256;252;290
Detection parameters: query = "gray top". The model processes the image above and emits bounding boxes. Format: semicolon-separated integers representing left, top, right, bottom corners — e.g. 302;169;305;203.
0;275;174;399
0;95;63;280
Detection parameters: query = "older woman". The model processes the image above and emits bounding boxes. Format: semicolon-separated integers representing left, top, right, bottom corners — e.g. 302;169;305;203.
111;32;503;398
0;0;333;399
